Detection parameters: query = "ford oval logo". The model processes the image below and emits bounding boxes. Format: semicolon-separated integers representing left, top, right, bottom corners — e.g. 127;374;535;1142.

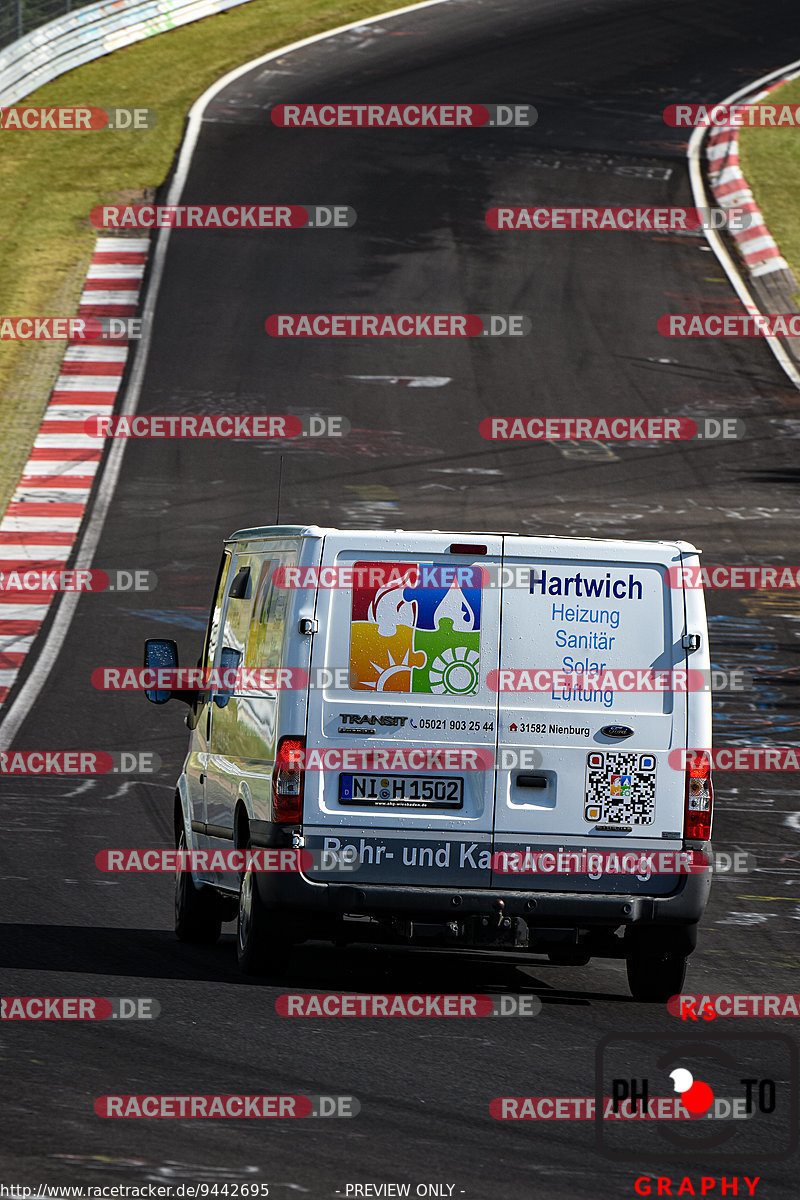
601;724;634;738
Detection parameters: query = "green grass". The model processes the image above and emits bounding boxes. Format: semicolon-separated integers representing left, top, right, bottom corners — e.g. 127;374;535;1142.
0;0;393;515
737;78;800;301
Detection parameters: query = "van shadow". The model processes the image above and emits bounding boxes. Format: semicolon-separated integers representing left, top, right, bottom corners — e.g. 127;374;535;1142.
0;922;629;1003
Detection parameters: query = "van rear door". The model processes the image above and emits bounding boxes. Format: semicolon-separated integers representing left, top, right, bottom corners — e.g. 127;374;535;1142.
303;532;502;887
491;537;688;894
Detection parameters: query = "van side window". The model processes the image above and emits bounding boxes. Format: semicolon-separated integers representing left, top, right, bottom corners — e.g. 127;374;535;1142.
212;554;261;704
246;554;295;670
202;551;232;672
220;554;258;664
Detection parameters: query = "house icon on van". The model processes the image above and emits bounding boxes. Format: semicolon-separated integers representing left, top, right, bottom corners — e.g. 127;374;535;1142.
509;723;518;731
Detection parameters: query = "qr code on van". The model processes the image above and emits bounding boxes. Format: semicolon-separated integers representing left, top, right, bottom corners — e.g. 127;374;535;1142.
584;752;657;826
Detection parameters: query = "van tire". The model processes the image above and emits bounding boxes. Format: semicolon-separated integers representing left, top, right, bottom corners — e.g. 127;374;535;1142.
626;949;687;1002
237;845;293;976
218;895;240;922
175;830;222;945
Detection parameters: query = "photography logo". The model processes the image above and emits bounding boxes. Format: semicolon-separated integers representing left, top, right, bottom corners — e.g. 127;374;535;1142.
668;1066;714;1115
595;1032;798;1162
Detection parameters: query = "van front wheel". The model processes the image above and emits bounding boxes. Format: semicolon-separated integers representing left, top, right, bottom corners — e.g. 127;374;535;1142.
626;949;687;1002
237;851;293;976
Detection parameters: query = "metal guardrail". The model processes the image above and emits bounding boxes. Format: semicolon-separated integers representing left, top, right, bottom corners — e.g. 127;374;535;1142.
0;2;97;53
0;0;254;104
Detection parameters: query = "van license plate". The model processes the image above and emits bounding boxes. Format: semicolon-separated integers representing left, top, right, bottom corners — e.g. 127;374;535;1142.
339;773;464;809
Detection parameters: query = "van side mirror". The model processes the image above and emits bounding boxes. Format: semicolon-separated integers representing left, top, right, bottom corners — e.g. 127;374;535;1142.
143;638;177;704
143;638;199;707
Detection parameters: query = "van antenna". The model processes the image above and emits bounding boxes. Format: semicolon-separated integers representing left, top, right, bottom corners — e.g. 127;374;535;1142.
275;454;284;525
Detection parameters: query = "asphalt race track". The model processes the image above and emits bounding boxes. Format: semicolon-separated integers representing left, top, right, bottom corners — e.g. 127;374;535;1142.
2;0;800;1194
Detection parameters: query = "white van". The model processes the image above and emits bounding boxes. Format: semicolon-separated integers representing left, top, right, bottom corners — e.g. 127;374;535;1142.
144;525;713;1001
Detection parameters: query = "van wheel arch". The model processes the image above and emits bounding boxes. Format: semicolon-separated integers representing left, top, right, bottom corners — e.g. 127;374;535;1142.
234;803;250;852
174;793;185;848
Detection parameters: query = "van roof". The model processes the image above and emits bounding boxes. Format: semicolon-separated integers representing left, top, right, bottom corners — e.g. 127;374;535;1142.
227;525;314;540
226;525;699;554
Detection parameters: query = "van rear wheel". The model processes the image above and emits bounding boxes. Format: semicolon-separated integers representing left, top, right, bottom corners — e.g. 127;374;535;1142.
175;830;222;945
237;848;293;976
626;949;687;1002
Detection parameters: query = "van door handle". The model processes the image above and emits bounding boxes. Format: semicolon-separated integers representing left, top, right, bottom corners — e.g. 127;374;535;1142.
516;774;548;788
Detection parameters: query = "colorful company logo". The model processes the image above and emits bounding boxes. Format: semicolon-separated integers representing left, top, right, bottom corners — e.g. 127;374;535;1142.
610;774;632;800
349;561;482;694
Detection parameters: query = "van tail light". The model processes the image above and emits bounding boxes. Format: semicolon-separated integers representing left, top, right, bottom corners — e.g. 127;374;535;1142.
272;736;305;823
684;750;713;840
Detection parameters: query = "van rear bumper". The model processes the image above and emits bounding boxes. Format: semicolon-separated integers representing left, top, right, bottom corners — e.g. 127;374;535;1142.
254;865;710;929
